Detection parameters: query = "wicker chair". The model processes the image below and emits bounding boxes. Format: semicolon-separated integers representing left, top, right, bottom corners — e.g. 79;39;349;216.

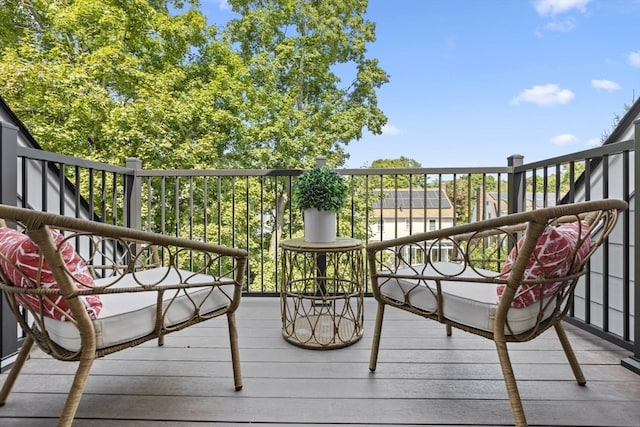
366;199;627;427
0;204;248;427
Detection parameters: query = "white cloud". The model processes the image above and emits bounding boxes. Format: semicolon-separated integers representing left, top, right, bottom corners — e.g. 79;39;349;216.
591;79;621;91
551;134;580;145
511;84;575;106
544;18;576;32
629;51;640;67
534;0;592;16
381;124;403;136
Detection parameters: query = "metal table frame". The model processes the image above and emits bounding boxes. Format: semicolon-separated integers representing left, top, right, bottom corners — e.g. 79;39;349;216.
280;237;364;349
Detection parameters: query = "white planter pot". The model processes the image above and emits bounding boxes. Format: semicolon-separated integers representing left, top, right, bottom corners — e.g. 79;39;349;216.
303;208;337;243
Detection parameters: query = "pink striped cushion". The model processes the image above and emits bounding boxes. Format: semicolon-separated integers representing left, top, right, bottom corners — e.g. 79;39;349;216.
0;227;102;320
497;221;591;308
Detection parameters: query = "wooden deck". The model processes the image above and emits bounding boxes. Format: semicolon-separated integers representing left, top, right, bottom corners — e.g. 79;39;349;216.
1;297;639;426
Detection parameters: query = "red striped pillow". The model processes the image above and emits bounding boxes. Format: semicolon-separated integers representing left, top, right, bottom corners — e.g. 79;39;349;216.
0;227;102;320
497;221;591;308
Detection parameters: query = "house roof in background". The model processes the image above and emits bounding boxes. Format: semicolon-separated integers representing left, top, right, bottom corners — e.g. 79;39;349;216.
373;189;452;210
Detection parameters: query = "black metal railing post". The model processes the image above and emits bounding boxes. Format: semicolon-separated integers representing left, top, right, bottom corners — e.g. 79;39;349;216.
0;121;19;370
123;158;143;270
622;119;640;374
507;154;524;214
124;158;142;231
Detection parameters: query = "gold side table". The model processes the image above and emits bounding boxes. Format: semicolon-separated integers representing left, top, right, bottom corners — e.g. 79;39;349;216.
280;237;364;349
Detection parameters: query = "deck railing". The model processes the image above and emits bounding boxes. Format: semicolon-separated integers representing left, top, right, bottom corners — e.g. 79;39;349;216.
0;119;638;374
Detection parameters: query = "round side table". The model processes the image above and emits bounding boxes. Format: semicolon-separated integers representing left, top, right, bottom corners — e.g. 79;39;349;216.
280;237;364;349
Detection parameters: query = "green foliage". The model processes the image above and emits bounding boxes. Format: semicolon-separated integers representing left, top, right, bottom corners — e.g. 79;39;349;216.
224;0;389;169
293;166;348;211
464;239;507;273
442;174;502;223
0;0;251;169
370;157;426;189
524;161;585;202
371;157;422;169
0;0;388;172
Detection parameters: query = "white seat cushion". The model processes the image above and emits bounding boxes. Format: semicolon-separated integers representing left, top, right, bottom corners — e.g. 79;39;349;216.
44;267;235;351
377;262;555;335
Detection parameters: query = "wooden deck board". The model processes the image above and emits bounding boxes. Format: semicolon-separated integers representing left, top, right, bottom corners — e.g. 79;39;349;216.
1;297;639;426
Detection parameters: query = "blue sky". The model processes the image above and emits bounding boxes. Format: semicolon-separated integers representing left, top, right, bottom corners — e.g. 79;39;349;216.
202;0;640;168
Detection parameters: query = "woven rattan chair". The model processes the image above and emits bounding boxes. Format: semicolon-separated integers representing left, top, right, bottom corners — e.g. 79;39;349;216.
366;199;627;427
0;204;247;427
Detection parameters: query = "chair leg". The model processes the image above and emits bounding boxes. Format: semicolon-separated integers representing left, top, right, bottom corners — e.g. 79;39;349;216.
0;334;34;405
227;311;243;391
554;322;586;385
369;302;385;372
445;324;452;336
57;355;95;427
495;340;528;427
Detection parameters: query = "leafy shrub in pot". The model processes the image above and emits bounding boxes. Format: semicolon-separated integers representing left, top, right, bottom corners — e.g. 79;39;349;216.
293;166;348;242
293;166;348;212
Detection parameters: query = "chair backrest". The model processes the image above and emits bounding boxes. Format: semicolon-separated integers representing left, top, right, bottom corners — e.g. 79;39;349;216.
366;199;627;339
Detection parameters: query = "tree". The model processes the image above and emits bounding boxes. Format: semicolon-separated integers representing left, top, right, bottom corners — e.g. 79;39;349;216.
222;0;389;252
224;0;388;169
0;0;253;169
370;157;425;189
444;173;501;223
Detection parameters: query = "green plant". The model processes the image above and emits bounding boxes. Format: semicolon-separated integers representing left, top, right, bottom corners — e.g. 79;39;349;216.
293;166;348;212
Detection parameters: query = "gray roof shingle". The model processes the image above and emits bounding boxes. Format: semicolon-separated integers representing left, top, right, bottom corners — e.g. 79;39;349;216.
372;189;451;209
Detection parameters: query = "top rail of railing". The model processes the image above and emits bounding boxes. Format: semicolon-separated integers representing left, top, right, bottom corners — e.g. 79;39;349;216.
513;138;634;171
